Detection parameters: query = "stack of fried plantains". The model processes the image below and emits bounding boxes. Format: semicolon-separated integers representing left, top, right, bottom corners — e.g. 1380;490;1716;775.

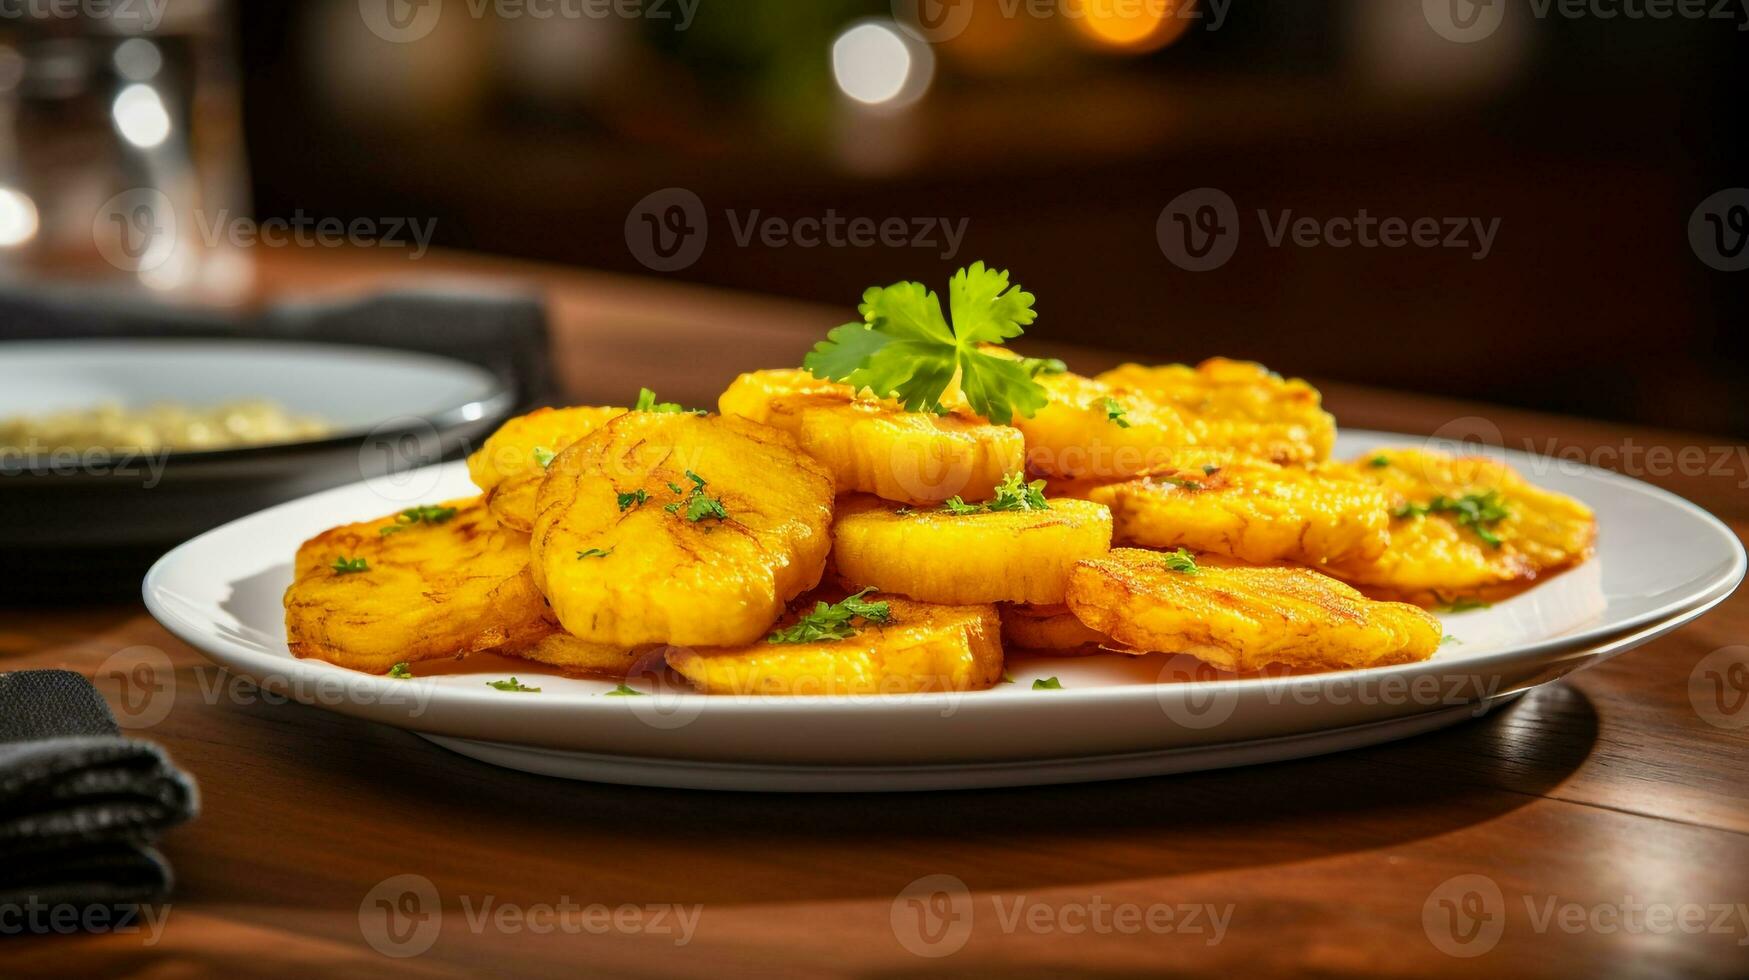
286;267;1595;694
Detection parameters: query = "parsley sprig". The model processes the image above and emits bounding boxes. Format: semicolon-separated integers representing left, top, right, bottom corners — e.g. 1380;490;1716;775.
617;489;649;511
331;556;369;574
767;588;893;644
939;471;1050;515
1102;397;1132;428
387;662;412;679
486;677;541;693
1395;491;1510;547
803;262;1048;425
663;470;728;522
533;446;557;468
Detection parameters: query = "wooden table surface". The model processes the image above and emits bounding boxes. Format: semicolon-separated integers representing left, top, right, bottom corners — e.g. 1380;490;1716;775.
5;251;1747;978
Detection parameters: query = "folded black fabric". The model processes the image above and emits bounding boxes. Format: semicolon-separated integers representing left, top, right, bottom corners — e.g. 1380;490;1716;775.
0;670;198;911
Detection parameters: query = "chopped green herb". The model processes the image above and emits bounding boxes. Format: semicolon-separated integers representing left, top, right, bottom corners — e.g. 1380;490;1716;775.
604;683;644;696
533;446;557;468
576;548;613;560
1202;464;1221;476
1369;455;1391;468
767;587;893;644
940;471;1050;515
1161;548;1200;575
1432;592;1491;613
1021;356;1067;377
633;387;705;414
1395;491;1510;548
802;262;1047;425
1000;671;1016;684
1441;634;1462;646
617;489;649;511
486;678;541;693
1032;677;1063;690
1102;397;1132;428
380;504;459;535
1159;475;1204;491
663;470;728;523
331;556;369;575
386;662;412;679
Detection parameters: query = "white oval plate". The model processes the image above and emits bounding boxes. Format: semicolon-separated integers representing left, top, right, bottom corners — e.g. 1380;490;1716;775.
143;431;1743;788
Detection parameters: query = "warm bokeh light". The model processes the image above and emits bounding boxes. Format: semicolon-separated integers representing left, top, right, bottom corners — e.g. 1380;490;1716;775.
831;21;933;107
1068;0;1196;53
0;186;38;248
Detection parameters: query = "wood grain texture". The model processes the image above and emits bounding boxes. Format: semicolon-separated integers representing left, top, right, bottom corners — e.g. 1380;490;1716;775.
2;249;1745;978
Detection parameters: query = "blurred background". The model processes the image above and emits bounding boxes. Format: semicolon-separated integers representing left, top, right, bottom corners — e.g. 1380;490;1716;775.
3;0;1745;434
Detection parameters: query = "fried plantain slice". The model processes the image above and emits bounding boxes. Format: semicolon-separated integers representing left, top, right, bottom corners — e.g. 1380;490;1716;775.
1324;448;1597;599
284;497;551;673
1014;370;1197;481
1067;548;1442;672
1095;358;1335;465
999;603;1108;653
719;368;1024;505
1059;454;1391;567
531;411;835;647
508;630;654;679
830;491;1112;605
468;406;627;532
666;593;1003;695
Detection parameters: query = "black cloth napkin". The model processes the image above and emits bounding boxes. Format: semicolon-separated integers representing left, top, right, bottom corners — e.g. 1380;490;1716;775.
0;670;198;911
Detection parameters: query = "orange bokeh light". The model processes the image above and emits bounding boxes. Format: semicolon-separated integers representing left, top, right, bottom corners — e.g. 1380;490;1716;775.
1067;0;1196;52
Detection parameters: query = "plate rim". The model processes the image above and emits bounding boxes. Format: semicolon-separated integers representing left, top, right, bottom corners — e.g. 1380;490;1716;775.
142;427;1746;714
0;337;514;473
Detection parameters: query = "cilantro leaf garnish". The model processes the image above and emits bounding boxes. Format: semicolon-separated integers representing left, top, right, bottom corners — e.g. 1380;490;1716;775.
662;470;728;523
487;677;541;693
767;587;893;644
331;556;368;574
604;683;644;696
938;471;1050;515
617;489;649;511
1395;491;1509;548
1102;397;1132;428
1032;677;1063;690
533;446;557;468
1368;454;1391;468
633;387;705;414
1161;548;1199;575
576;548;613;560
803;262;1048;424
380;504;458;535
386;662;412;679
